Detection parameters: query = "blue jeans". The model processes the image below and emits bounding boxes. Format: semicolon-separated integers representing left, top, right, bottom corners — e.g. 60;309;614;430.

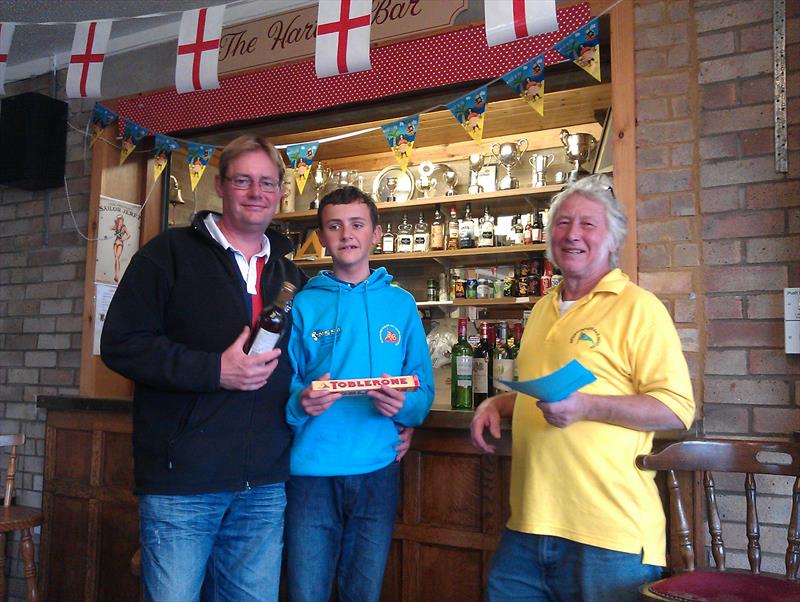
285;462;400;602
138;482;286;602
487;529;663;602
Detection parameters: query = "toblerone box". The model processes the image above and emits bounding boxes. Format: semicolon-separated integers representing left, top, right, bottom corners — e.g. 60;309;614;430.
311;375;419;396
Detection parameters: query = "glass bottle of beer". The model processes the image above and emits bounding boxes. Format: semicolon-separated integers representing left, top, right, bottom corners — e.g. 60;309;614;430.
451;318;474;410
430;205;445;251
472;322;495;405
245;281;297;355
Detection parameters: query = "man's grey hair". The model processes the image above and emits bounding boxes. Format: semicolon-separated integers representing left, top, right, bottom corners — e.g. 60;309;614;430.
544;174;628;270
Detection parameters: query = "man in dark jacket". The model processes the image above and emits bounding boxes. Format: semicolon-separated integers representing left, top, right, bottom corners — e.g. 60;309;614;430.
102;135;307;602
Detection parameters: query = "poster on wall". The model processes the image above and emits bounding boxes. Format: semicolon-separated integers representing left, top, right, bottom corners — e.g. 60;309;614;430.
92;283;117;356
95;196;141;285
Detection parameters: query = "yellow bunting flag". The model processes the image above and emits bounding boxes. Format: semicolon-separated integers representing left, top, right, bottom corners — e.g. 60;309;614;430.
285;142;319;195
153;134;180;182
554;18;601;82
90;103;117;148
381;115;419;172
501;54;545;116
446;86;488;143
185;142;215;191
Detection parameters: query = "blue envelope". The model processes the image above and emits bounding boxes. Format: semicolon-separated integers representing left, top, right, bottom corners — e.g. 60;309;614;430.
497;359;596;403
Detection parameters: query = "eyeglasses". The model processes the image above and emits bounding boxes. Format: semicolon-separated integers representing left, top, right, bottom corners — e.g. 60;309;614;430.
225;175;280;193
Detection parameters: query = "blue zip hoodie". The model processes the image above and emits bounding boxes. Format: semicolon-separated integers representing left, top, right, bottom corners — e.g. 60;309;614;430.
286;267;434;476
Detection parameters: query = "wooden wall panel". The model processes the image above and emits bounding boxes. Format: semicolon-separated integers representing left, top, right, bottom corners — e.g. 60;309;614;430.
419;454;482;530
97;501;140;602
416;544;484;602
44;496;90;601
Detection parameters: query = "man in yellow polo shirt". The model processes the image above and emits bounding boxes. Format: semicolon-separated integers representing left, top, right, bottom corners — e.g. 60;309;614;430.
471;175;694;602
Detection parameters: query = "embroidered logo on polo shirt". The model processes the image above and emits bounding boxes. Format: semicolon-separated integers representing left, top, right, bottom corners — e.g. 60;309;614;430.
379;324;401;346
570;327;600;348
311;327;341;342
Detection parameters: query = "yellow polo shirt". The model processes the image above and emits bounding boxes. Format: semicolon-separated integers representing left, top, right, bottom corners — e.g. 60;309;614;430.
508;269;695;566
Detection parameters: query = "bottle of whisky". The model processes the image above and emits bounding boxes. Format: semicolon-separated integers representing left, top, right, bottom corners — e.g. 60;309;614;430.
492;322;514;392
413;212;430;253
523;215;534;245
478;206;494;247
532;210;544;242
430;205;445;251
381;223;396;254
245;281;297;355
511;215;524;245
451;318;474;410
446;206;460;250
396;213;413;253
472;322;495;405
459;202;476;249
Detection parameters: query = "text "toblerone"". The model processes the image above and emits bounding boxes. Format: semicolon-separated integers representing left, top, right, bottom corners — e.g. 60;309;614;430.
311;375;419;396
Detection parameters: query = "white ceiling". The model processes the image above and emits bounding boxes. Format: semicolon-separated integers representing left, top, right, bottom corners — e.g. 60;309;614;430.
0;0;311;83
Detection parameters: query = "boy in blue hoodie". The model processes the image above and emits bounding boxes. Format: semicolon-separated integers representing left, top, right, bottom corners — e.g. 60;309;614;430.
285;186;434;602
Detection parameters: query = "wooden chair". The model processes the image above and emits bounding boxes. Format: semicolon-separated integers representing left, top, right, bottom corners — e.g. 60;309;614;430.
636;439;800;601
0;434;42;602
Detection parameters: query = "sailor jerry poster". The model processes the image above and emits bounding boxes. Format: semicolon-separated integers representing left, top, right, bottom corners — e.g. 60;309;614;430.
95;196;141;285
218;0;469;75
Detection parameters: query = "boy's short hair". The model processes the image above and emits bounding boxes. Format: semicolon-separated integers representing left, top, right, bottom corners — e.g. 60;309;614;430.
318;186;379;229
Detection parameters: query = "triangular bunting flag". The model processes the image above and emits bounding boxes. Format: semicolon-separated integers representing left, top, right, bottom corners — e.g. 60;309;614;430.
315;0;372;78
66;20;112;98
0;23;15;96
90;103;117;148
484;0;557;47
381;115;419;172
554;18;601;82
153;134;180;181
285;143;319;195
185;142;216;191
501;54;546;116
446;86;488;143
176;6;225;93
120;120;149;165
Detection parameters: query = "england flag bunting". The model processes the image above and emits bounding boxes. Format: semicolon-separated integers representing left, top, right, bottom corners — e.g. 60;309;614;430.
176;6;225;93
316;0;372;78
0;23;14;96
66;20;112;98
484;0;558;48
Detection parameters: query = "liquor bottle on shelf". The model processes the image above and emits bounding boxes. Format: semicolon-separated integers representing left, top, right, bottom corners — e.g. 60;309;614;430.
523;215;534;245
381;223;396;254
244;281;297;355
532;210;544;242
540;259;554;296
396;213;413;253
492;322;514;392
446;206;460;250
451;318;474;410
511;215;524;245
478;206;494;247
509;323;522;382
459;202;476;249
472;322;495;406
413;212;430;253
430;205;445;251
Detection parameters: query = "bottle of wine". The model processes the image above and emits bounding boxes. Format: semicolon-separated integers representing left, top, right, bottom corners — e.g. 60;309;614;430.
472;322;495;405
451;318;474;410
523;215;534;245
245;281;297;355
430;205;445;251
532;210;544;242
492;322;514;392
511;322;523;382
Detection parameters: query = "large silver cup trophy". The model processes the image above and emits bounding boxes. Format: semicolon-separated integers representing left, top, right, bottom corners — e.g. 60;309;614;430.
416;162;438;198
467;153;485;194
310;163;332;209
560;129;597;182
528;153;555;187
443;169;458;196
334;169;360;189
491;139;529;190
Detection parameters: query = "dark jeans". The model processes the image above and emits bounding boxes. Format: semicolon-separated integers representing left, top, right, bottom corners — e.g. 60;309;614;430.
285;462;401;602
487;528;663;602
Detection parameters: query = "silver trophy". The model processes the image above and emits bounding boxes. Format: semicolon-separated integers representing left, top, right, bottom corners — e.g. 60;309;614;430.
416;161;438;198
334;169;361;189
491;139;529;190
529;153;555;187
385;176;398;202
443;169;458;196
467;153;485;194
310;163;332;209
560;129;597;182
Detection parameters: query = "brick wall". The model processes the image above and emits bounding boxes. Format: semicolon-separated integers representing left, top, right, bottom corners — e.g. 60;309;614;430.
636;0;800;574
0;72;90;600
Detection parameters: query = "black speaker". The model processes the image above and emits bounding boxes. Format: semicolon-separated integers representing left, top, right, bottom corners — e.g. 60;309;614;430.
0;92;68;190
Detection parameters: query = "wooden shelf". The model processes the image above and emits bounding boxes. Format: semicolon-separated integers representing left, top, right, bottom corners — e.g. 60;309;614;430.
294;243;545;267
275;186;562;223
416;297;538;308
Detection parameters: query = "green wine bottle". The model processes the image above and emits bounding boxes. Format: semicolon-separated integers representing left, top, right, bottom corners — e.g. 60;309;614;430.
451;318;474;410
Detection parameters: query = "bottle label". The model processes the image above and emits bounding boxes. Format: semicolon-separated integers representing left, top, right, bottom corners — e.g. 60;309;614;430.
479;228;494;246
397;235;413;252
431;225;444;249
473;358;488;393
382;238;394;253
248;329;281;355
455;356;473;386
413;233;429;252
493;359;514;391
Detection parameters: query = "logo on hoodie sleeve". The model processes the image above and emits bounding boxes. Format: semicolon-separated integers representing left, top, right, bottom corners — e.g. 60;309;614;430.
379;324;401;346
